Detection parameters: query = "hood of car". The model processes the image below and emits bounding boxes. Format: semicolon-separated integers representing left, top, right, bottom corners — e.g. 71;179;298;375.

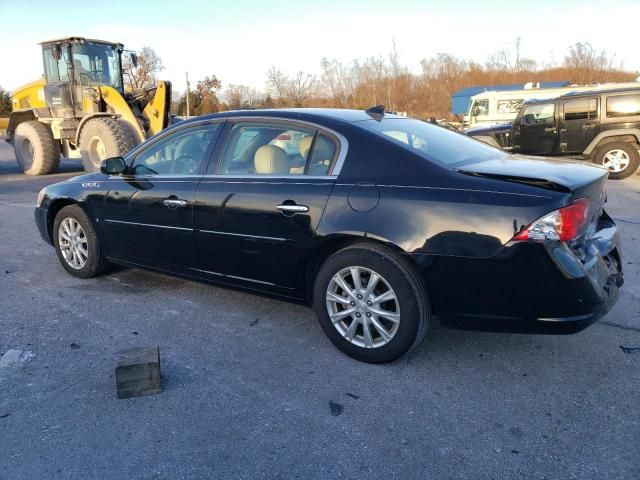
457;155;608;193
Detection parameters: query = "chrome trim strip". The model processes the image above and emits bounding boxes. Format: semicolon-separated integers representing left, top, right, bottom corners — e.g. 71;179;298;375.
200;174;336;180
104;219;193;231
198;229;287;242
191;268;276;286
334;183;551;198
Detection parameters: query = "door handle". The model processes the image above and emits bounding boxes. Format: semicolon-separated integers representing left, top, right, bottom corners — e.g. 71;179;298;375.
276;204;309;214
163;198;188;208
582;123;596;129
544;127;557;133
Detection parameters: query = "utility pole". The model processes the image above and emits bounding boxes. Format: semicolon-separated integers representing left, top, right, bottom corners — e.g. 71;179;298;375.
515;36;521;70
185;72;190;118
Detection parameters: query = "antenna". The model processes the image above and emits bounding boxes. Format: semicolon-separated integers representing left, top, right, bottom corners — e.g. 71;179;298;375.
365;105;385;121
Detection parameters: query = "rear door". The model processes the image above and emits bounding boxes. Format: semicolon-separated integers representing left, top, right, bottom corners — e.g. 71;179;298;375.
100;121;224;272
193;119;344;293
514;103;558;154
560;97;599;153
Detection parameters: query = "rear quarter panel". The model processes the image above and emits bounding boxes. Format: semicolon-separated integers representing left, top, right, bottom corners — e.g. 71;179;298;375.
318;131;566;259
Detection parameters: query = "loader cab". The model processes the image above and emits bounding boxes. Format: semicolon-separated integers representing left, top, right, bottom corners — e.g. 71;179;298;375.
41;37;125;117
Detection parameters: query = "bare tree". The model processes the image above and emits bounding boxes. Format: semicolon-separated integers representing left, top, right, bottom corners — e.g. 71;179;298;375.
123;47;165;90
223;84;261;109
563;42;617;83
266;67;317;107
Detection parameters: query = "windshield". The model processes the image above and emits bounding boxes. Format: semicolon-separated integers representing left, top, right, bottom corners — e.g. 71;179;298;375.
71;42;122;92
361;118;505;168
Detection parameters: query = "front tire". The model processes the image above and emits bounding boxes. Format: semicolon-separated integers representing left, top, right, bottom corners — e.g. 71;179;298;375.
14;120;60;175
79;117;138;172
313;244;429;363
53;205;109;278
593;141;640;180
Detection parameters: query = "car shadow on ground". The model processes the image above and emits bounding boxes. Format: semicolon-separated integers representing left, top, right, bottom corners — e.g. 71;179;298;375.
0;158;84;177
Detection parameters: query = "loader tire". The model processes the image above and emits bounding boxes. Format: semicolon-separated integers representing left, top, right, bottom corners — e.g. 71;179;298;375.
79;117;138;172
14;120;61;175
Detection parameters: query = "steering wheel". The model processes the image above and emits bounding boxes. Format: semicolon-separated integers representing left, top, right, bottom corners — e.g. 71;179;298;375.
172;154;199;175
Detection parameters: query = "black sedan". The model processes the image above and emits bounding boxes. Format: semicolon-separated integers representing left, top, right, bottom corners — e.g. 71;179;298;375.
34;107;623;363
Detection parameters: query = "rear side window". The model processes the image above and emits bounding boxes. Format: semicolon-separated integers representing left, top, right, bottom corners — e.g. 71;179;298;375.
362;118;503;168
564;98;598;121
307;134;337;175
606;94;640;118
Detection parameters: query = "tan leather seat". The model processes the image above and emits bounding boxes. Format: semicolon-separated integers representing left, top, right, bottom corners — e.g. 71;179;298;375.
299;135;313;159
254;145;289;175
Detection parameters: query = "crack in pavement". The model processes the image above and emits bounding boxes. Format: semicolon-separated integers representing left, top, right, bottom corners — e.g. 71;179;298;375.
600;320;640;333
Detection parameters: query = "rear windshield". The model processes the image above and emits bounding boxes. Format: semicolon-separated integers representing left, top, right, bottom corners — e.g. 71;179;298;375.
360;118;504;168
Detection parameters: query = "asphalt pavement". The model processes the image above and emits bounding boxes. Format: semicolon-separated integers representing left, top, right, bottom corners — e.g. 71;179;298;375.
1;140;639;479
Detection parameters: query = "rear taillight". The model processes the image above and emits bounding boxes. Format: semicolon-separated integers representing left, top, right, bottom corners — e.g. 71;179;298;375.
513;198;590;242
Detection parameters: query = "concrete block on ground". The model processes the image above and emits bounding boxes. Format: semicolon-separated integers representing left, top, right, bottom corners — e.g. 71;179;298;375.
115;346;162;399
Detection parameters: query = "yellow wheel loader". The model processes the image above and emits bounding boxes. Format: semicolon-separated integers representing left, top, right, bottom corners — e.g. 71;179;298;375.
6;37;172;175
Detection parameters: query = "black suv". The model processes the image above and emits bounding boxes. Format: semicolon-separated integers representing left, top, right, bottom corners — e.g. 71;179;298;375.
467;87;640;179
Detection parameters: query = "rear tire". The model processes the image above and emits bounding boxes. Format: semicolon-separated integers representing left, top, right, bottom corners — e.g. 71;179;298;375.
79;117;138;172
593;141;639;180
53;205;110;278
14;120;60;175
313;244;429;363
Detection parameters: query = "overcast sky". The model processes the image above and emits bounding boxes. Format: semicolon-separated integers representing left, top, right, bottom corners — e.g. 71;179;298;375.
0;0;638;93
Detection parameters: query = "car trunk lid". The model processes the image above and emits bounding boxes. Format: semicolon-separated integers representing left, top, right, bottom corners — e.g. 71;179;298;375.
458;154;609;243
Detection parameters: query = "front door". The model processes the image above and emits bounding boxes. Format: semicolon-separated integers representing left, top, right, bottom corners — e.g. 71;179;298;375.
560;97;599;153
100;121;224;271
514;103;558;154
193;120;341;292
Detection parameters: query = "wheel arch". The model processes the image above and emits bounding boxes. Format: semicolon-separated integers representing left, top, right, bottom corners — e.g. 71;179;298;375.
300;233;420;305
583;129;640;154
46;198;84;243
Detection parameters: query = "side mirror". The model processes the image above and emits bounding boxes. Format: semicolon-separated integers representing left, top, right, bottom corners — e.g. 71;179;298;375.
130;52;138;68
100;156;127;175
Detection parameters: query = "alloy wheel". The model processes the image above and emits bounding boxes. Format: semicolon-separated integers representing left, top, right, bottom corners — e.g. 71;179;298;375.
58;217;88;270
602;149;630;173
326;266;400;348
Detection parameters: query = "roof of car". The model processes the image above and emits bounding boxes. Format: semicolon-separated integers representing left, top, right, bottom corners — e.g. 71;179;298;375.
179;108;407;126
524;86;640;104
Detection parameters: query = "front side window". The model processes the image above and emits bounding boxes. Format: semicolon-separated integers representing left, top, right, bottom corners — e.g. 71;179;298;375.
564;98;598;121
131;123;221;176
217;122;338;176
521;104;555;125
606;94;640;118
362;118;504;168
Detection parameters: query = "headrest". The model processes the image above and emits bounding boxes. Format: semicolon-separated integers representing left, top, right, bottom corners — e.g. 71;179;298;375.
299;135;313;159
254;145;289;174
